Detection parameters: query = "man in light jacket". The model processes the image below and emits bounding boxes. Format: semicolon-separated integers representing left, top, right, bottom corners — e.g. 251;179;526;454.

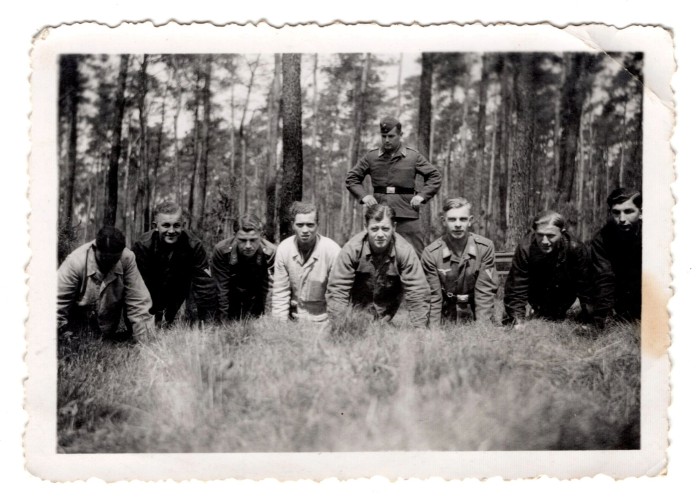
272;201;341;322
57;226;154;340
326;204;430;328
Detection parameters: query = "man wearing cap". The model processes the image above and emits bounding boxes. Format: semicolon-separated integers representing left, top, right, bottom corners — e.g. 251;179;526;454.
132;201;217;327
211;213;276;321
57;226;154;340
345;117;442;255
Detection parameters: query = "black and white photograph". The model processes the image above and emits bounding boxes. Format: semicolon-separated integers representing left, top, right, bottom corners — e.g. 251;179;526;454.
25;22;673;480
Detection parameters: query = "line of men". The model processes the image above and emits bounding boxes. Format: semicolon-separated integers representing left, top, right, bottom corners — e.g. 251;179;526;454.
57;117;642;340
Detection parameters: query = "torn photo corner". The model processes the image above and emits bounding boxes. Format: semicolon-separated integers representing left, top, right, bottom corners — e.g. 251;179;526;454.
26;22;674;481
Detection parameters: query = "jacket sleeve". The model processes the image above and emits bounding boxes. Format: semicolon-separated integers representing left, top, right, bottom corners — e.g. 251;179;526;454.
474;241;499;322
271;250;291;320
571;241;595;316
211;245;231;320
190;241;218;320
589;232;616;319
122;251;154;338
263;248;276;314
503;242;529;323
398;246;431;327
130;240;152;290
56;251;83;331
420;249;443;327
345;154;371;201
325;244;357;322
414;152;442;202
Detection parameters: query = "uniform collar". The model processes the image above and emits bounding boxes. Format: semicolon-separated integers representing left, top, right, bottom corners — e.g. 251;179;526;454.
440;234;477;261
86;244;124;279
229;238;270;265
379;144;407;158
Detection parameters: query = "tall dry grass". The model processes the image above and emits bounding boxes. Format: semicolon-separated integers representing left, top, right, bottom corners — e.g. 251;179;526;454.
57;315;640;452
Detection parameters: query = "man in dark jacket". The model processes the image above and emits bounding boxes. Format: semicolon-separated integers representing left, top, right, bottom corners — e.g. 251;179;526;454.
345;117;442;254
590;188;642;325
504;210;595;327
211;213;276;321
132;201;217;326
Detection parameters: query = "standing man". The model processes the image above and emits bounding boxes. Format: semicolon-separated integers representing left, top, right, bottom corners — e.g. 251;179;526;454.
132;201;217;327
57;226;154;340
211;213;276;321
345;117;442;254
421;198;499;325
272;201;341;322
326;204;430;328
503;210;595;328
590;188;642;325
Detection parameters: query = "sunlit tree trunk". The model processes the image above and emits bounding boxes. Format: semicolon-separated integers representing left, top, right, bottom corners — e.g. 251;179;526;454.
417;52;434;244
265;54;282;241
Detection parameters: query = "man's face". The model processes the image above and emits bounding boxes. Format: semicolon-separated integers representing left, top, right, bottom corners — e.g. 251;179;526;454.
236;230;262;259
534;224;563;254
381;126;402;153
442;205;473;240
610;199;642;232
366;215;395;253
293;212;318;246
94;247;122;274
154;211;183;245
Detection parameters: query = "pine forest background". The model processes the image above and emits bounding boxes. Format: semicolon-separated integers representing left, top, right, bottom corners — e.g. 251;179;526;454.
57;52;643;261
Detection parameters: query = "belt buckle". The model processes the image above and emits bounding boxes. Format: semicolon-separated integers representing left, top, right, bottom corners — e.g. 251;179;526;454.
386;186;396;194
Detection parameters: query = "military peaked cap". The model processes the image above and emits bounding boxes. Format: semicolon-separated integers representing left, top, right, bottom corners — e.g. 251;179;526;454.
379;117;401;133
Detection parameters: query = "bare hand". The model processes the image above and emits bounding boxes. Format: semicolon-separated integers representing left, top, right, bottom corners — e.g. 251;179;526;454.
410;195;424;208
362;195;378;206
513;323;525;332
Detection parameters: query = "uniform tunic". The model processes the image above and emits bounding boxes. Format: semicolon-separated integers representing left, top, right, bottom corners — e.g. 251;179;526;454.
271;234;341;322
325;231;430;327
421;234;499;325
211;237;276;320
57;242;154;338
589;221;642;322
345;145;442;220
132;229;217;324
504;232;595;323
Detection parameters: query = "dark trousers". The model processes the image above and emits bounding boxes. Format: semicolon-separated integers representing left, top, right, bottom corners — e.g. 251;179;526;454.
395;217;424;255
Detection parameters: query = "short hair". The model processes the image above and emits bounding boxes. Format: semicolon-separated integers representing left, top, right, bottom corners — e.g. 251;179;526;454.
442;197;472;214
95;226;126;253
233;213;263;234
364;204;396;225
531;210;567;232
290;201;317;222
153;201;182;219
607;188;642;209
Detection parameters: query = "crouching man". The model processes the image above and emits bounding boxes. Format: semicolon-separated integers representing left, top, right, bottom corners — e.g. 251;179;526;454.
57;226;154;341
272;201;341;322
503;210;595;328
590;188;642;326
132;201;217;327
325;204;430;328
211;214;276;321
421;197;498;325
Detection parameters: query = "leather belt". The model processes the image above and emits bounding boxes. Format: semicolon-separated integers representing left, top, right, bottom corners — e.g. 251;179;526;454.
373;186;415;194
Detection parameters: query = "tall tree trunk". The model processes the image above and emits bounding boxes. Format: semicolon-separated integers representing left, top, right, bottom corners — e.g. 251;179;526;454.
506;53;536;249
556;53;592;203
348;54;371;236
172;68;183;206
459;54;471;198
121;113;133;236
498;56;514;240
618;96;628;187
417;53;434;244
278;54;304;240
396;53;403;117
103;54;129;227
151;95;166;212
474;54;489;217
195;55;213;229
310;54;320;204
59;54;81;224
188;70;202;224
134;55;150;233
237;55;261;218
265;54;282;241
486;125;497;237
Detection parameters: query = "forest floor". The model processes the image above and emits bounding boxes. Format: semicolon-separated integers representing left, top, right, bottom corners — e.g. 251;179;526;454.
57;313;640;453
